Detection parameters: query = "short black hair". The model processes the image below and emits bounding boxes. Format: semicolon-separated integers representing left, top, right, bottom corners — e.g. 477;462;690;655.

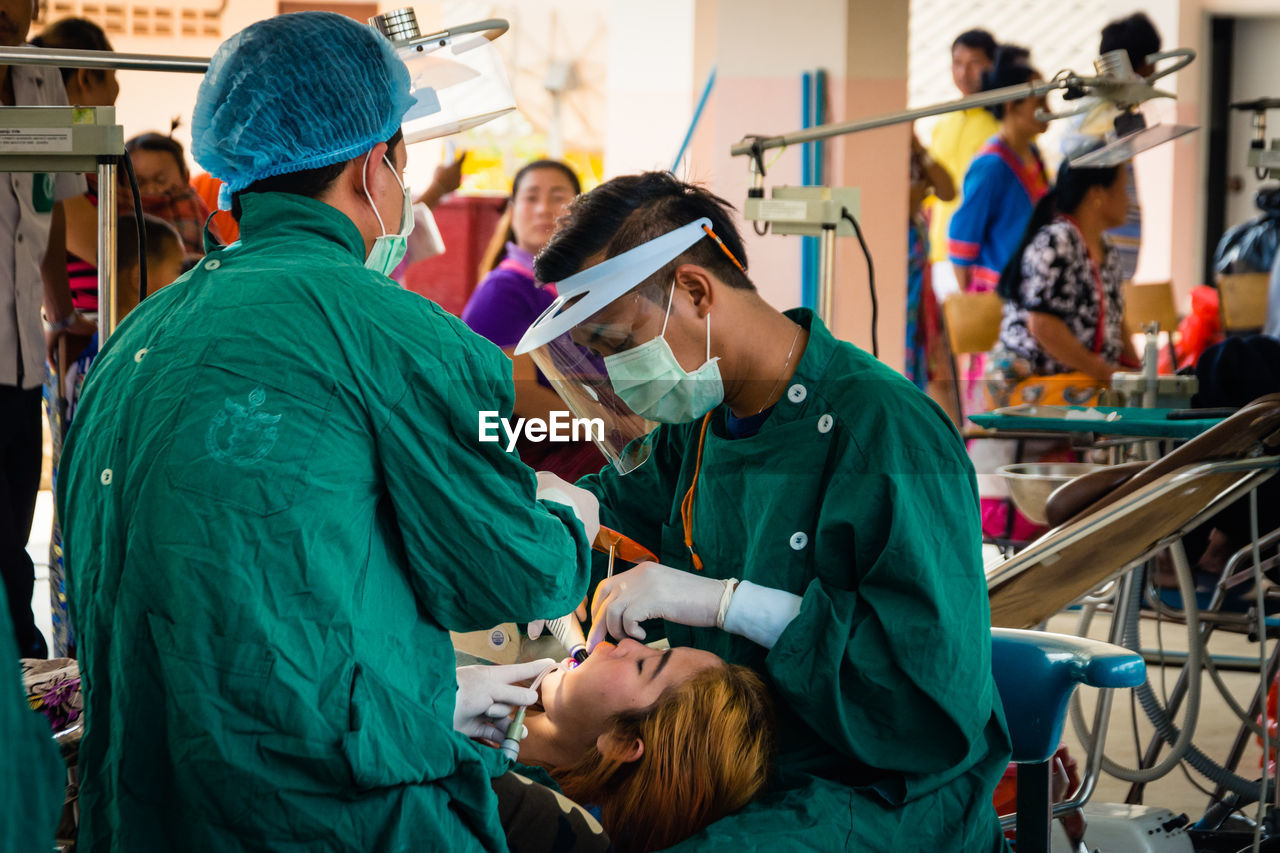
982;46;1037;118
30;17;113;83
117;213;182;273
952;29;997;61
126;132;189;180
1100;12;1161;72
533;171;754;293
230;128;404;221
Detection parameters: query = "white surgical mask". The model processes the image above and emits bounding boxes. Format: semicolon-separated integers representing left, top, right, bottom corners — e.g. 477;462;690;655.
361;151;414;276
603;283;724;424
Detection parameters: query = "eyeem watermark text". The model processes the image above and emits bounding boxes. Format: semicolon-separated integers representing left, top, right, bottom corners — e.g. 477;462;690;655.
479;411;604;452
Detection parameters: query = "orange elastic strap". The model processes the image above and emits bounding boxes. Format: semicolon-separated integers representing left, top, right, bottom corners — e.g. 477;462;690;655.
680;412;714;571
701;225;746;273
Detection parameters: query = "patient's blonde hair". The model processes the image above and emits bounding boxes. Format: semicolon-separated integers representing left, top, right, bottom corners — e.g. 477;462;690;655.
551;663;774;853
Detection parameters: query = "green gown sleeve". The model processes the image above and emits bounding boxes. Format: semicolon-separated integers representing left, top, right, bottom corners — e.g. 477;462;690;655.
765;439;1007;804
374;341;592;632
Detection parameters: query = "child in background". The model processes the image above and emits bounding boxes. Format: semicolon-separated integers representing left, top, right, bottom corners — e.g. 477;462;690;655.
64;213;184;408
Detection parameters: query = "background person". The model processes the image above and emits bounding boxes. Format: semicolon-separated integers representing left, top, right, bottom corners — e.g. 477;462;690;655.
122;130;216;262
948;48;1049;294
992;156;1139;401
463;159;605;480
58;13;596;850
947;48;1048;420
1060;12;1162;282
908;130;959;424
927;28;999;299
0;0;93;661
31;17;119;316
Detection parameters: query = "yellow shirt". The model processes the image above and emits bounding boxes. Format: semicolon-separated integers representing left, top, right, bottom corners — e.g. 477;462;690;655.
927;107;1001;263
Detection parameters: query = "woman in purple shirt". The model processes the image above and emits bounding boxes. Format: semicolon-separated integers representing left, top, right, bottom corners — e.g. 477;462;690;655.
462;160;604;479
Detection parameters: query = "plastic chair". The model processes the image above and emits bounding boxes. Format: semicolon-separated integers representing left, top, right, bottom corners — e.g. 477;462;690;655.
990;628;1146;853
942;290;1004;424
1122;281;1180;340
1123;280;1181;365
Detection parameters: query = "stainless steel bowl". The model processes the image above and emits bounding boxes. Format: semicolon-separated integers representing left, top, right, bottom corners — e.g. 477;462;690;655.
996;462;1106;526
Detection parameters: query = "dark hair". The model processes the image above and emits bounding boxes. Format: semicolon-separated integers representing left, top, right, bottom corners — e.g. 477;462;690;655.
30;17;113;84
981;46;1037;119
534;171;754;293
1100;12;1161;73
513;159;582;199
952;29;997;61
996;155;1122;301
481;159;582;274
126;132;190;181
117;213;182;273
230;128;404;221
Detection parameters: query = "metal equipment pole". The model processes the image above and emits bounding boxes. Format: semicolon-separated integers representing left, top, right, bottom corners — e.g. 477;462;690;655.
729;49;1194;158
817;224;836;326
97;160;117;341
0;46;208;73
729;80;1064;156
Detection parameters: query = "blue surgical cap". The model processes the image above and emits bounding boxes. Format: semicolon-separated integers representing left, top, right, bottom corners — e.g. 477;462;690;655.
192;11;415;207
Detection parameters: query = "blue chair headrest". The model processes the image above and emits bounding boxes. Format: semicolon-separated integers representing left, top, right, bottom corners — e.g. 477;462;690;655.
991;628;1145;764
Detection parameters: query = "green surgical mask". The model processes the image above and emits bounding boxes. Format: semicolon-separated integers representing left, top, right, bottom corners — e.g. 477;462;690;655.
362;152;413;277
604;283;723;424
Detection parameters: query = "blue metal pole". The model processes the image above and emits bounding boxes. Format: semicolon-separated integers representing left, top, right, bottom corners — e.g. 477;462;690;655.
670;66;717;173
800;72;815;309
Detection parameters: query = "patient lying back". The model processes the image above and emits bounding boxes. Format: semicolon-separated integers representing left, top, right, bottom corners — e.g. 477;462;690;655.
513;639;775;853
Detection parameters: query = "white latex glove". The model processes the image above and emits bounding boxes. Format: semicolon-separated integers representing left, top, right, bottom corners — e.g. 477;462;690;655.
535;471;601;543
454;659;556;742
527;597;588;641
587;561;730;651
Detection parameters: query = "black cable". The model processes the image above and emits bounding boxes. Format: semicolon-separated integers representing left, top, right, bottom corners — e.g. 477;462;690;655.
120;150;147;302
840;207;877;358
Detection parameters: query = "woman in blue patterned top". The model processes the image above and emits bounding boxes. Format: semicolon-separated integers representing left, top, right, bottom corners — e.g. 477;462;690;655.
948;49;1050;294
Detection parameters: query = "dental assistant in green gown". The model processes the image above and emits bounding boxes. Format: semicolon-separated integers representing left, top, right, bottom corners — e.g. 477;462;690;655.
515;172;1012;851
56;12;599;852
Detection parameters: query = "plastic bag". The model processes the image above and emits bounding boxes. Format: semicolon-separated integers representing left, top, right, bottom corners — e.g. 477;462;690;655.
1213;185;1280;274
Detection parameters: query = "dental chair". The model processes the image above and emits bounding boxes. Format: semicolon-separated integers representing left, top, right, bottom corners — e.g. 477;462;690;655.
985;395;1280;849
991;628;1145;853
987;394;1280;629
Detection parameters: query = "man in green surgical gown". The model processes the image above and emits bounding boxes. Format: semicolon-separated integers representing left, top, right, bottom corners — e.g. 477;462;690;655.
520;172;1011;851
57;12;595;851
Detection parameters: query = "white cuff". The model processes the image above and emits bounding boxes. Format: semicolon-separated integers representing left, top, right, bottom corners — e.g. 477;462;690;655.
722;580;803;650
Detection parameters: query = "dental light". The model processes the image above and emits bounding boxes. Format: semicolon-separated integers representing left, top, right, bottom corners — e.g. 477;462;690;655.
368;8;517;144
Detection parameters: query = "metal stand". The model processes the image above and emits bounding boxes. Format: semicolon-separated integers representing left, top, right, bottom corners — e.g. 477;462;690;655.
96;159;117;339
817;224;836;326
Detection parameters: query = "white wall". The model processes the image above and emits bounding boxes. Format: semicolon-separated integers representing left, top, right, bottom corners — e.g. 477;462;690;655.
603;0;695;176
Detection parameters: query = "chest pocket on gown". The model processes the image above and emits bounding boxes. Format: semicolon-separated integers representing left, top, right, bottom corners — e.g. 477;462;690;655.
165;340;336;516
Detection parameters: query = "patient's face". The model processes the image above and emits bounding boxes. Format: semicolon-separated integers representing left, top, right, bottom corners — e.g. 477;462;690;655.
539;639;720;736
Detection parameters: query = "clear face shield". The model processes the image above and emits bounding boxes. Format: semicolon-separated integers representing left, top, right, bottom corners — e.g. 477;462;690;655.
515;217;730;474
